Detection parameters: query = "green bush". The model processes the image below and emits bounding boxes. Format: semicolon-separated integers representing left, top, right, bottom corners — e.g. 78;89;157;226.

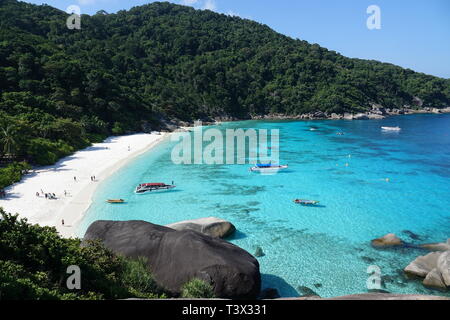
111;122;125;136
0;209;166;300
26;138;74;166
121;257;165;298
181;278;216;299
0;161;30;190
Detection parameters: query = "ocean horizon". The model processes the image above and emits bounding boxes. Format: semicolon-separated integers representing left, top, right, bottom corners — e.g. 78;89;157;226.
79;114;450;298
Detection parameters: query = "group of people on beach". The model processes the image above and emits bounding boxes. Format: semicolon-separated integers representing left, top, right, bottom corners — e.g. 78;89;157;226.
74;175;97;182
36;190;57;199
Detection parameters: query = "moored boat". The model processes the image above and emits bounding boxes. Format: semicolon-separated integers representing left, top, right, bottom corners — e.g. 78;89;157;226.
107;199;125;204
250;164;288;172
381;126;401;131
294;199;320;206
135;182;176;194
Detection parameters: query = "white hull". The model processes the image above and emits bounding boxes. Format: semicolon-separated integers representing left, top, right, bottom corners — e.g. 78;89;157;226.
250;165;288;172
381;126;401;131
135;185;176;194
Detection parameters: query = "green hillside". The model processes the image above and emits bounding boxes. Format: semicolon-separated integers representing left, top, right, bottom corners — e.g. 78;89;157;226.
0;0;449;169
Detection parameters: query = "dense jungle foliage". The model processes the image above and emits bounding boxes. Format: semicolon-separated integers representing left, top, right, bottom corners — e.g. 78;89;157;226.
0;0;449;173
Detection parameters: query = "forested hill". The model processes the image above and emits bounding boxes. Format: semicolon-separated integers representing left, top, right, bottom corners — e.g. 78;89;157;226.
0;0;450;167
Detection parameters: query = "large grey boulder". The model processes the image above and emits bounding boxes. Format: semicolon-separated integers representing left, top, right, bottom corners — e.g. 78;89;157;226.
83;220;260;299
423;268;446;290
166;217;236;239
404;251;450;291
404;252;442;278
437;251;450;286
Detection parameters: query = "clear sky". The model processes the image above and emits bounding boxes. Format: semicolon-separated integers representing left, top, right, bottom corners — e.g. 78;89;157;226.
24;0;450;79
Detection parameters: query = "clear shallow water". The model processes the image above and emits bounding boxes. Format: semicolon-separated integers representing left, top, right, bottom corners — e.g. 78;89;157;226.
80;114;450;298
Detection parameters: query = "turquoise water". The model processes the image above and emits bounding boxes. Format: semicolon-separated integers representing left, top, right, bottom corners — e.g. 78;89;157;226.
79;114;450;298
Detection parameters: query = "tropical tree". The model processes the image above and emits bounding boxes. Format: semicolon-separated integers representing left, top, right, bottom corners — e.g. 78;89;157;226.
0;125;17;159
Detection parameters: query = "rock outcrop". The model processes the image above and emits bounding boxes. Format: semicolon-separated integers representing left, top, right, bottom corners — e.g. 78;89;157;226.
83;220;260;299
404;251;450;291
423;268;446;290
371;233;404;248
165;217;236;239
437;251;450;286
404;252;441;278
421;239;450;252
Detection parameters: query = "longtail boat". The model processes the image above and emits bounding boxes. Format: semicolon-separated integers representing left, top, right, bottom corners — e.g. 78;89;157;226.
294;199;320;206
107;199;125;204
250;164;288;172
135;183;176;194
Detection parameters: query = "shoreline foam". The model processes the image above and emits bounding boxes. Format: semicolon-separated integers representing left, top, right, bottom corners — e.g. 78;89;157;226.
0;133;169;238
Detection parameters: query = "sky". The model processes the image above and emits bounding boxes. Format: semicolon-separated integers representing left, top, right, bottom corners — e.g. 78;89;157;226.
24;0;450;79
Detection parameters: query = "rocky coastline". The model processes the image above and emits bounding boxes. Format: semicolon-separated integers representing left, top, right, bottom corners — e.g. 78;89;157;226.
155;105;450;132
249;106;450;121
82;217;450;300
371;234;450;292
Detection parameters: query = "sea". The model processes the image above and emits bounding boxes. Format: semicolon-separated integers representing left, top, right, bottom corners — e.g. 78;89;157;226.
79;114;450;298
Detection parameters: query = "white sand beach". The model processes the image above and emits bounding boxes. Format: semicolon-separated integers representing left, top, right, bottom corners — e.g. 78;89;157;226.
0;133;168;238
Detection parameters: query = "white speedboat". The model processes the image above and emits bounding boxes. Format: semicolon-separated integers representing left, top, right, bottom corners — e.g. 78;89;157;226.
135;183;176;194
250;164;288;172
381;126;401;131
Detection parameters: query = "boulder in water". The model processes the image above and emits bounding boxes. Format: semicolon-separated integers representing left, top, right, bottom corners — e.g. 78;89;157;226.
83;220;260;299
404;252;441;278
371;233;403;248
437;251;450;287
165;217;236;239
404;251;450;291
420;239;450;252
254;246;265;258
423;268;446;290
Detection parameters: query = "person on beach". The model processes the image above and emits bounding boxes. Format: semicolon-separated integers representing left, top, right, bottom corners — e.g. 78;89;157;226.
64;190;67;196
62;219;64;226
36;192;39;197
74;176;77;182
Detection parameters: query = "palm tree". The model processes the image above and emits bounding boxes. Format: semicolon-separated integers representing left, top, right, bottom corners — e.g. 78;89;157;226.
1;125;17;159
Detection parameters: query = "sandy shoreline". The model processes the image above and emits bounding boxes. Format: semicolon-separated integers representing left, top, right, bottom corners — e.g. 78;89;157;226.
0;133;169;238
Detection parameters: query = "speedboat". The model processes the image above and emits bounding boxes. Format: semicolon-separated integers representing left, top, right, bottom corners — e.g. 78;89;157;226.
294;199;320;206
381;126;401;132
135;183;176;194
107;199;125;204
250;164;288;172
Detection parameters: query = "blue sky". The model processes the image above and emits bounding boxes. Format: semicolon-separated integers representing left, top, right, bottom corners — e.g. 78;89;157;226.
25;0;450;78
